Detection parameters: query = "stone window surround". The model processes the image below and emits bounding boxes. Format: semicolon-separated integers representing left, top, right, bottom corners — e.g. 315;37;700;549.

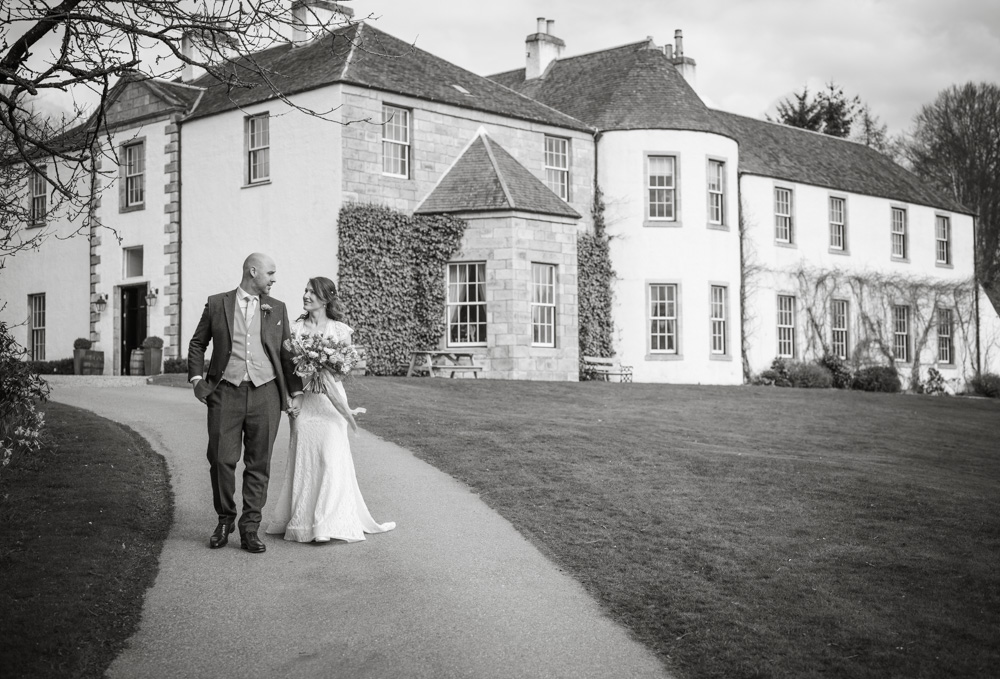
828;192;849;255
773;182;795;248
706;156;728;230
935;211;953;268
644;151;682;228
119;137;146;213
709;281;731;360
890;204;909;263
646;279;683;360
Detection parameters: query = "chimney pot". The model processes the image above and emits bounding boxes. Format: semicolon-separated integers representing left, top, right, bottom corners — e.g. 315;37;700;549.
537;17;546;33
674;29;684;57
546;19;555;34
664;43;673;59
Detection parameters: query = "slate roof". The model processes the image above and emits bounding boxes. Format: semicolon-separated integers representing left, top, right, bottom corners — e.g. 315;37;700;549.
186;23;590;131
712;110;970;214
415;133;581;218
489;41;719;133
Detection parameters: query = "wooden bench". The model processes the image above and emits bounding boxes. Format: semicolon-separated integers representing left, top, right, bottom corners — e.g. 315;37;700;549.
582;356;633;383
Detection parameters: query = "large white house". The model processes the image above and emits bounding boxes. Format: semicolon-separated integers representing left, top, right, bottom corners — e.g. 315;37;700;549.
3;1;998;385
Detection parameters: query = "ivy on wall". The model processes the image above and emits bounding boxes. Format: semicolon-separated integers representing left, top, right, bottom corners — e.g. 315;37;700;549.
786;265;976;390
337;204;466;375
577;186;615;373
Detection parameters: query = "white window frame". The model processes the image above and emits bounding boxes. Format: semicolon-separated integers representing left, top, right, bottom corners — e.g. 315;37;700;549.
28;293;46;361
246;113;270;184
382;104;411;178
544;136;569;201
893;305;910;363
829;196;846;251
124;140;145;208
646;155;677;223
891;207;907;260
775;187;793;243
708;159;725;226
649;283;678;354
29;167;47;226
831;299;849;360
777;294;796;358
446;262;487;347
531;263;557;347
936;215;951;265
937;307;954;364
710;285;728;355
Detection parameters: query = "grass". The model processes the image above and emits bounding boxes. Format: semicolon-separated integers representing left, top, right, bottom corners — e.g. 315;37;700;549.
340;377;1000;679
0;402;173;679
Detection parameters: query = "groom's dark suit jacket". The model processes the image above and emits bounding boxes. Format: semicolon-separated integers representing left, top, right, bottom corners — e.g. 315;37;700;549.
187;290;302;408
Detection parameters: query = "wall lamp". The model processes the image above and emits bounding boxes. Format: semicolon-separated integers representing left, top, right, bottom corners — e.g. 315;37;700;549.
145;288;159;307
94;293;108;316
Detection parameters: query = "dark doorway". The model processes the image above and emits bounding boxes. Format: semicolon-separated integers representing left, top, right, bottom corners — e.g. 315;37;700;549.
120;284;148;375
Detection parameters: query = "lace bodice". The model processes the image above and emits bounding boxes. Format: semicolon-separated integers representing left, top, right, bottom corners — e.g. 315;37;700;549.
293;318;353;343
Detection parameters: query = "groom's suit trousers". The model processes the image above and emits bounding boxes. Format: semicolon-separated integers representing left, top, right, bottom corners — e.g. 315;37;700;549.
206;379;281;531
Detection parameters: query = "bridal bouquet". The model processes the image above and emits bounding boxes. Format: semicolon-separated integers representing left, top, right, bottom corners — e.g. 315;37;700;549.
284;334;361;391
283;333;365;431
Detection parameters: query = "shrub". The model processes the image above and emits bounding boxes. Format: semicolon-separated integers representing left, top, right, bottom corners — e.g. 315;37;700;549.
788;362;834;388
919;367;947;395
141;336;164;349
28;358;75;374
757;357;792;387
73;337;92;350
851;365;901;393
1;321;50;471
818;353;852;389
969;372;1000;398
163;357;188;374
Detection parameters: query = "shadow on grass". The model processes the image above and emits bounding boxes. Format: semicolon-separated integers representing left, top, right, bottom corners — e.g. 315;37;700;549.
0;402;173;679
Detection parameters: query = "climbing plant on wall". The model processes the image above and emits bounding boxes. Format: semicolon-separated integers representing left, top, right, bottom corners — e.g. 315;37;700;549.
577;186;615;376
784;265;976;390
338;204;466;375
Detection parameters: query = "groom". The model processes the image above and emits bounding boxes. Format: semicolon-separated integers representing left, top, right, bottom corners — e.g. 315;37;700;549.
188;253;303;554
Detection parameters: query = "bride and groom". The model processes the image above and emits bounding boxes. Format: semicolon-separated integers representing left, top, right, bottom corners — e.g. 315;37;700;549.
187;252;394;553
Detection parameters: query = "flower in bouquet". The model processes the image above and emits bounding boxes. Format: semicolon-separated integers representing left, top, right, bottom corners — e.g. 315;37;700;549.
284;334;360;392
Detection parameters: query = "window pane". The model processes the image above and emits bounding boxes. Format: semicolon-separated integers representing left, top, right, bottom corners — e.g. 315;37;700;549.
649;284;677;353
447;262;487;345
531;263;556;347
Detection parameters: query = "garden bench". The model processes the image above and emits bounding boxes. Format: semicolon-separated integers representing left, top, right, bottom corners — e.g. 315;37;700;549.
407;350;483;378
582;356;633;383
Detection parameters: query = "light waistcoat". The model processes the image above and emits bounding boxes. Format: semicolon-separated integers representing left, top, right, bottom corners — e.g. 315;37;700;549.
222;299;277;386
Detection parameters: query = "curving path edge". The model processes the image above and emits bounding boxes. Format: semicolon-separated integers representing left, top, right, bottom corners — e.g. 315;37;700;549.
50;380;671;679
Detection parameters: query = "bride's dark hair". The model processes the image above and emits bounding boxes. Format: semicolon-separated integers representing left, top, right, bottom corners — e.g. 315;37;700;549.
299;276;345;321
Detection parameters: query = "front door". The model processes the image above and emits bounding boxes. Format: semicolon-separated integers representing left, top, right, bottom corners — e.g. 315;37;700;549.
120;284;148;374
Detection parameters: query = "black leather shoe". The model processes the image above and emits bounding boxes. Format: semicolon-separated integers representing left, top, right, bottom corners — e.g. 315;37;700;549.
209;520;235;549
240;530;266;554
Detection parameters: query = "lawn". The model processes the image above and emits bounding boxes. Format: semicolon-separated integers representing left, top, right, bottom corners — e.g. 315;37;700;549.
0;402;173;679
342;377;1000;679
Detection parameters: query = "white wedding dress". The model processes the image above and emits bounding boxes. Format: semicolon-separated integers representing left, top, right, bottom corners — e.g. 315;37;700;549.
265;319;395;543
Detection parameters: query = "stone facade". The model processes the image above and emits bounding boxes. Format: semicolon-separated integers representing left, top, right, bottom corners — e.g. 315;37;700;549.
453;213;581;381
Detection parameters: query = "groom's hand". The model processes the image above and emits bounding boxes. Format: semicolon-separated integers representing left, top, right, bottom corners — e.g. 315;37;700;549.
192;377;210;404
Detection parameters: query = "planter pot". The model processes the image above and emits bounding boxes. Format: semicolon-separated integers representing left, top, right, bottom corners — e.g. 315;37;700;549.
143;347;163;376
74;349;104;375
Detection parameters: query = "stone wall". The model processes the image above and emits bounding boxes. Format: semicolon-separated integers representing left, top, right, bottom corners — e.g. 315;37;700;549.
453;212;581;381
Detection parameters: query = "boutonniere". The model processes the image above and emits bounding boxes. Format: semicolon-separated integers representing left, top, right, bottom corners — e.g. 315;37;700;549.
260;303;273;316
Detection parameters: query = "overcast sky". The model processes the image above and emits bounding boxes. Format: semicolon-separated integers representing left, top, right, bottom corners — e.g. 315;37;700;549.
348;0;1000;134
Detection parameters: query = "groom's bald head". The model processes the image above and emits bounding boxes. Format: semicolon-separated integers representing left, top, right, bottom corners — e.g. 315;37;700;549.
241;252;277;296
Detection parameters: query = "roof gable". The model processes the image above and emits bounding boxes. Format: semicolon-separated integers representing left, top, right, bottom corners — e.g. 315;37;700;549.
188;23;590;131
415;133;581;218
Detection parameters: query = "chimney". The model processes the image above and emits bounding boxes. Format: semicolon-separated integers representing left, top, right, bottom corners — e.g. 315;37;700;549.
291;0;354;47
180;31;207;82
525;17;565;80
668;29;697;89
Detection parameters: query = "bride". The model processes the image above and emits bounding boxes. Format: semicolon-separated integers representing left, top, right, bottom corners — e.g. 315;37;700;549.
265;276;395;544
